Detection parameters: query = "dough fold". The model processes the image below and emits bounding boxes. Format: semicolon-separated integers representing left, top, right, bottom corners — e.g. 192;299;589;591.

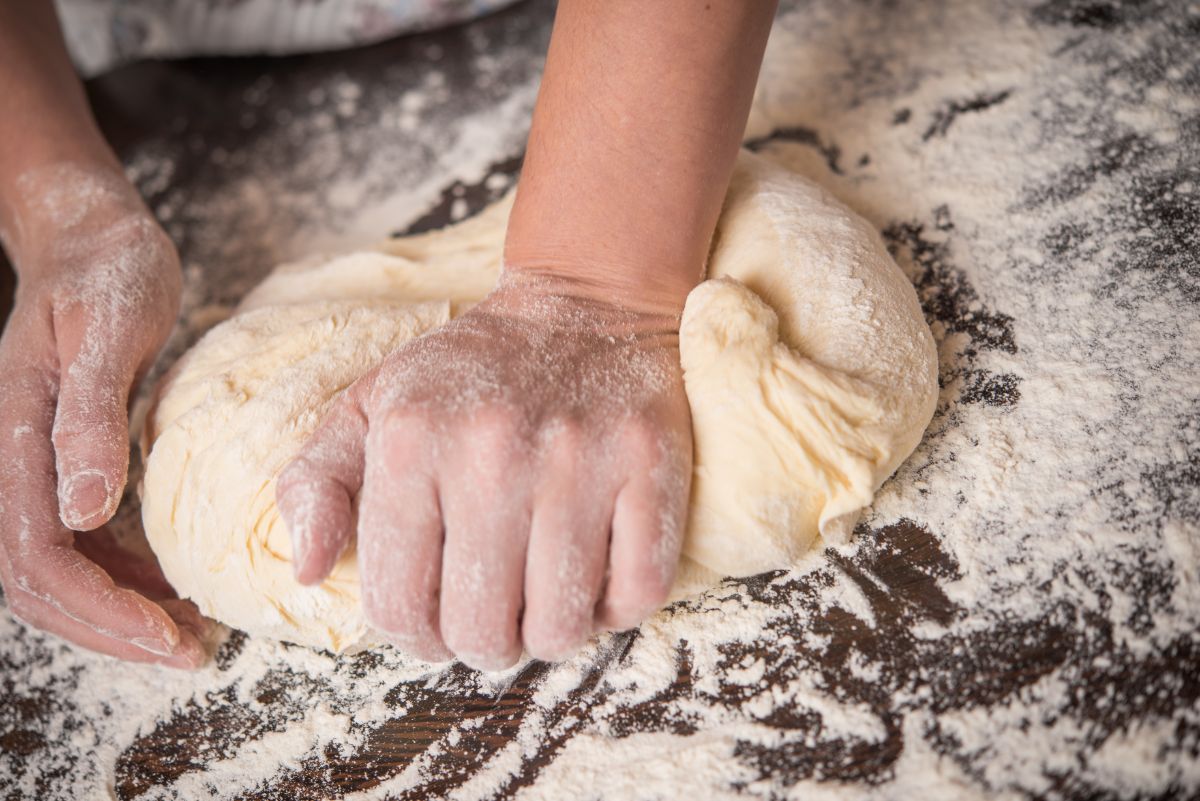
142;152;938;651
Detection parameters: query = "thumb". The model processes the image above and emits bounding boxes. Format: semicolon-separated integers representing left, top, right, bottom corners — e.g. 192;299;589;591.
276;375;372;586
52;314;141;531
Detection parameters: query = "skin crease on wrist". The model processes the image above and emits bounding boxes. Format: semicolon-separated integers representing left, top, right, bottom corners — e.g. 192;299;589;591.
277;0;778;671
0;3;208;667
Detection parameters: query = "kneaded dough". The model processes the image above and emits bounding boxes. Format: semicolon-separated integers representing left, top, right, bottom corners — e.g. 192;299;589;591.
141;152;938;652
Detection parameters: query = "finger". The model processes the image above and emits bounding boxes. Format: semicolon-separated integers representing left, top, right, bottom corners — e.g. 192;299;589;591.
73;527;178;601
6;584;206;669
521;426;611;661
7;537;186;654
51;312;143;531
357;411;450;662
276;379;370;585
0;363;198;666
595;422;690;632
439;411;531;671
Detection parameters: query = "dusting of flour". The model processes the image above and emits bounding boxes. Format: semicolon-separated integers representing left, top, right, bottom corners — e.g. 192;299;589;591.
2;1;1198;799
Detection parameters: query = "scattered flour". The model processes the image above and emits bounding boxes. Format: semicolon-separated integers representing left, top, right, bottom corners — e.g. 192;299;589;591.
1;1;1197;799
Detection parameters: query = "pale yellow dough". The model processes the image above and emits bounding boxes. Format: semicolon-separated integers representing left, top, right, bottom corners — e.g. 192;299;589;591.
141;153;938;652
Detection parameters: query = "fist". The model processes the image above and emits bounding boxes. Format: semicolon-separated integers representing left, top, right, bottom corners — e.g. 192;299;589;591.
277;275;693;669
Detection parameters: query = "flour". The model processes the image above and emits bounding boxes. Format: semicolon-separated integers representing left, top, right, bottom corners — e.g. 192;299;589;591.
2;0;1198;799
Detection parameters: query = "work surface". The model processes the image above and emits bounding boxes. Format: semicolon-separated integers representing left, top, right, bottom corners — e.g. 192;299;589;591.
2;1;1198;799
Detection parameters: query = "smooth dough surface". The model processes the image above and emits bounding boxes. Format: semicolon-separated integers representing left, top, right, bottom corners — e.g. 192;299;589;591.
141;152;938;652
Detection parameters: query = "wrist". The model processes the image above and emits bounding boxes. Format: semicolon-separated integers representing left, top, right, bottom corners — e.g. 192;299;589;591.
500;256;700;319
502;226;704;317
1;158;145;272
487;269;690;341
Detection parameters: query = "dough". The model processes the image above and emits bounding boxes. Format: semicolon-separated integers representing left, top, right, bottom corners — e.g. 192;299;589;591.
141;152;938;652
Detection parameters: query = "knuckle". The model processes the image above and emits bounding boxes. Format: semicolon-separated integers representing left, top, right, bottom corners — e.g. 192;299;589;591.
110;217;179;291
365;357;422;413
467;404;523;443
380;401;426;428
619;415;666;464
379;405;432;448
57;345;129;393
540;415;587;457
51;402;125;446
343;370;374;408
460;406;528;481
373;408;434;476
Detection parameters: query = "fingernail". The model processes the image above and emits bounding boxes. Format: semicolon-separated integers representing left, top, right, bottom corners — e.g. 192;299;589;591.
131;636;175;657
60;469;113;527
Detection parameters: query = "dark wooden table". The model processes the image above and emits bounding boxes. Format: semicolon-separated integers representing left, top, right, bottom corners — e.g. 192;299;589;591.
2;1;1197;798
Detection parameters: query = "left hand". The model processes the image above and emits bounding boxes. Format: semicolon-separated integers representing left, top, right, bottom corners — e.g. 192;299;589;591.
276;274;693;669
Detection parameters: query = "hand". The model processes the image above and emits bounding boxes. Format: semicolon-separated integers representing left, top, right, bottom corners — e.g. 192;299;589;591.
277;275;693;669
0;164;206;667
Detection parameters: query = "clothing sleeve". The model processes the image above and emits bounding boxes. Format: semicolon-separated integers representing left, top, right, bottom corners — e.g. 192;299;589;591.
55;0;523;76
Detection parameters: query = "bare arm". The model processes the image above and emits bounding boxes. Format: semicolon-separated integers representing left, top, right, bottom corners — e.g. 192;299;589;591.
506;0;776;313
0;2;121;249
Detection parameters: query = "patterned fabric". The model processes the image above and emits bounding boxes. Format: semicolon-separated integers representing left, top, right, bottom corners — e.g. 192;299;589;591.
55;0;523;76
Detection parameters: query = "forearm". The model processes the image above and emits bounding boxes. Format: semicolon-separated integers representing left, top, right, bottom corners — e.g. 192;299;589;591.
0;1;122;259
504;0;776;313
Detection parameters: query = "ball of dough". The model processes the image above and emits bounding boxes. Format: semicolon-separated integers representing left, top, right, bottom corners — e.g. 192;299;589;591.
141;152;938;652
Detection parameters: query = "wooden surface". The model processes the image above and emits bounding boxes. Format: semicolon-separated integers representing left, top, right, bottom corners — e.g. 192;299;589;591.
109;521;966;800
1;1;1198;798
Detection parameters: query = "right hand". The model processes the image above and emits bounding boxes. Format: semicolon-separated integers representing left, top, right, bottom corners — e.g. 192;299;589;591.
0;162;206;667
277;274;694;670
